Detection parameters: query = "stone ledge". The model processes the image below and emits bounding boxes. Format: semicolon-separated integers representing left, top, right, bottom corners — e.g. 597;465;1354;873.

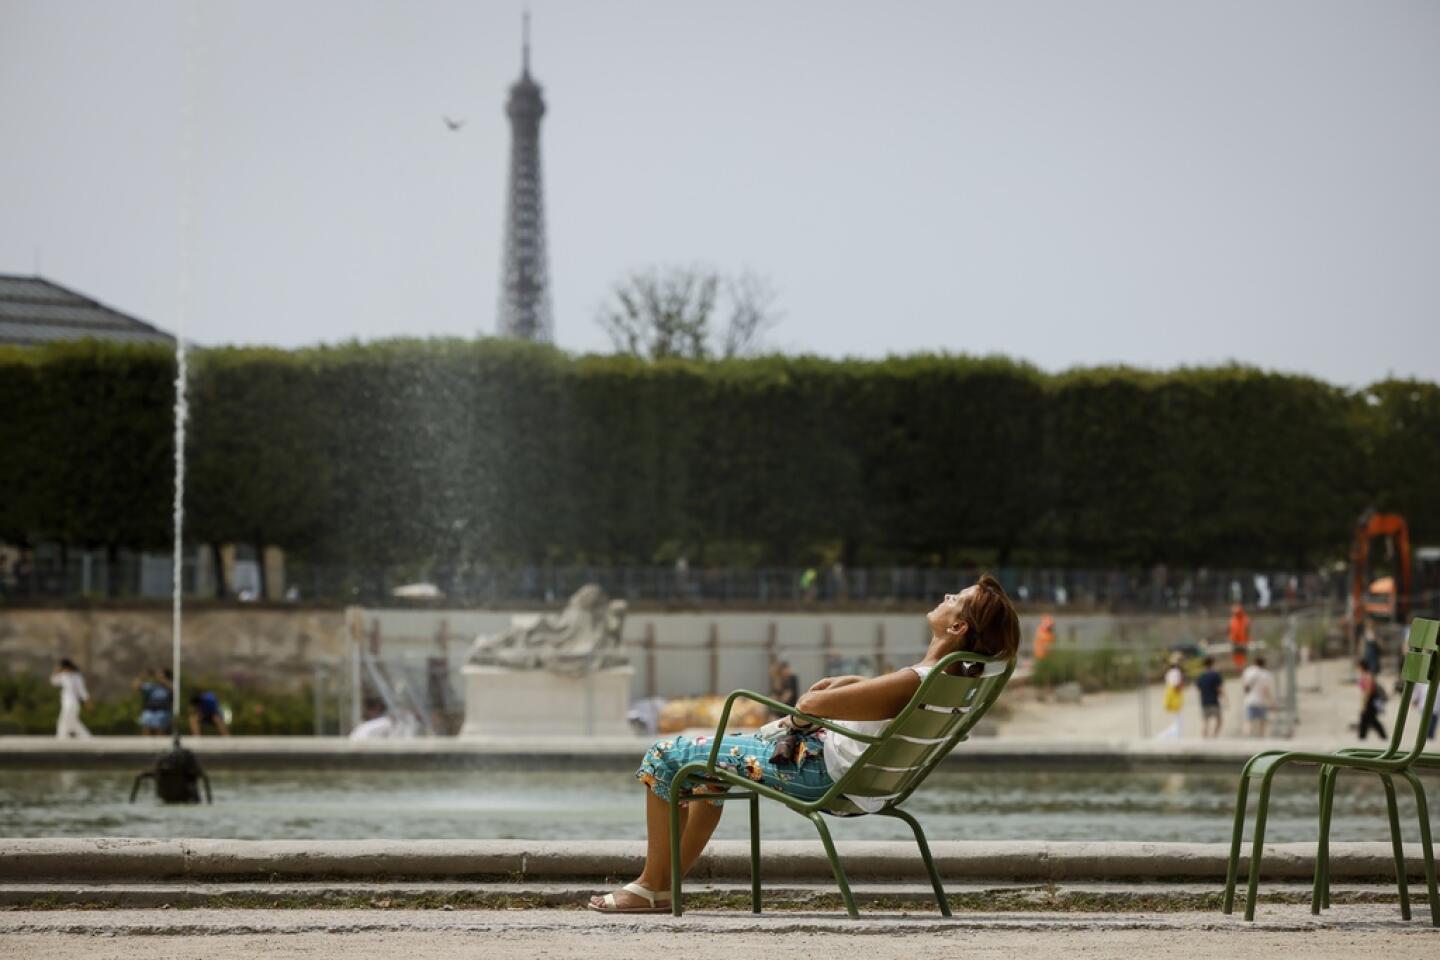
0;839;1426;883
3;735;1425;773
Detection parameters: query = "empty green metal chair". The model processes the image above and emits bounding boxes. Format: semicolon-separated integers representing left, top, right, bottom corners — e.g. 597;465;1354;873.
1311;618;1440;920
668;651;1014;918
1222;617;1440;924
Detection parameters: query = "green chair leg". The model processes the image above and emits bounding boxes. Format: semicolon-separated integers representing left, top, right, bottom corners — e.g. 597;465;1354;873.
1317;766;1339;912
882;808;951;917
1223;775;1251;915
1243;773;1276;922
1325;767;1340;909
669;775;688;917
1380;774;1412;921
749;793;761;914
1401;770;1440;927
807;812;858;919
1311;768;1331;915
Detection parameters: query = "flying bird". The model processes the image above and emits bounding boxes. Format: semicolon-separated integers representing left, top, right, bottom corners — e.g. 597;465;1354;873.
443;116;466;131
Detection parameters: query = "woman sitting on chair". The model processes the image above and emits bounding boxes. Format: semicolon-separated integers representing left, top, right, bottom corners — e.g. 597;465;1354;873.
588;574;1021;913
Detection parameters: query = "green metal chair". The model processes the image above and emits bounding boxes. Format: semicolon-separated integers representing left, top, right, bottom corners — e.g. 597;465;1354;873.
1222;617;1440;924
667;651;1014;918
1311;617;1440;919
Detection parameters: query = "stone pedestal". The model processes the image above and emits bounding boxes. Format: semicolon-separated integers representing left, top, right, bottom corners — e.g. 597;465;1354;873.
459;664;635;738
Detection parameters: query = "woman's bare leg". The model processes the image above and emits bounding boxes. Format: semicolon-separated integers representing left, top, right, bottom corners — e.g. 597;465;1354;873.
590;788;725;908
638;788;725;889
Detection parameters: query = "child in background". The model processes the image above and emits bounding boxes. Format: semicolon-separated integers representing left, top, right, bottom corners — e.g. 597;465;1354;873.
1157;653;1186;739
188;691;231;736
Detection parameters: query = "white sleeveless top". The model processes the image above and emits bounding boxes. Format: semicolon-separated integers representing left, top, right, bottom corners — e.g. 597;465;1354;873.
823;664;933;813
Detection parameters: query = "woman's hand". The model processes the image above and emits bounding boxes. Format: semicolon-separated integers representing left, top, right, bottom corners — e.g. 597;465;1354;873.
806;675;866;693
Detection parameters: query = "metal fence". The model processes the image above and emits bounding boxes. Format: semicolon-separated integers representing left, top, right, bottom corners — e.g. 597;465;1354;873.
2;547;1363;612
284;562;1353;612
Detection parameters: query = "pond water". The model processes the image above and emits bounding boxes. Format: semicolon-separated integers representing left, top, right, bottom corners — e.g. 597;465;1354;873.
3;767;1432;843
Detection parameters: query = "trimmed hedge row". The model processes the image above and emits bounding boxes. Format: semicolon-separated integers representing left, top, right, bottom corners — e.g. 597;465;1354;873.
0;669;328;735
2;339;1435;570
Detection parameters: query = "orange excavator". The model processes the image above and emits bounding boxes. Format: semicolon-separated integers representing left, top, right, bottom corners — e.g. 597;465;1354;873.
1349;510;1412;638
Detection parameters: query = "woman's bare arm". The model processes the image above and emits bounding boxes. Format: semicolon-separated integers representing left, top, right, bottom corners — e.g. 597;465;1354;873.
795;669;922;722
806;675;867;692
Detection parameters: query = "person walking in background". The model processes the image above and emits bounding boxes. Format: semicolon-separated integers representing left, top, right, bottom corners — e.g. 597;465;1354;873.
672;556;689;601
1157;653;1186;739
51;659;91;739
134;668;173;736
799;567;818;603
188;691;230;736
1032;614;1056;661
1228;604;1251;669
1194;656;1226;738
1356;659;1388;741
1360;617;1382;676
1241;654;1275;738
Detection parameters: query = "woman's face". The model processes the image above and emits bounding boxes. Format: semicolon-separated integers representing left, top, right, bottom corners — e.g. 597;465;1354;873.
927;587;975;639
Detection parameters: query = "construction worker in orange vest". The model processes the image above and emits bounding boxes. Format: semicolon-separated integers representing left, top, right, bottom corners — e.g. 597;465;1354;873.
1033;614;1056;661
1229;603;1251;669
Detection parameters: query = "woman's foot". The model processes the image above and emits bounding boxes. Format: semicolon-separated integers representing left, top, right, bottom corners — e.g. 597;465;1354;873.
587;881;672;914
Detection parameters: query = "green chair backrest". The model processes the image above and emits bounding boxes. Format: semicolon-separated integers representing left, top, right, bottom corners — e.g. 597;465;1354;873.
831;653;1014;809
1385;617;1440;762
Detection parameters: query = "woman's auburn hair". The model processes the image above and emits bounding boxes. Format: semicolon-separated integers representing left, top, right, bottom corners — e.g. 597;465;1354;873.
961;574;1021;662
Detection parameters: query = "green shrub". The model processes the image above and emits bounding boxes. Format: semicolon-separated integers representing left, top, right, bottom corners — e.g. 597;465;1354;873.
0;669;328;736
1029;646;1202;693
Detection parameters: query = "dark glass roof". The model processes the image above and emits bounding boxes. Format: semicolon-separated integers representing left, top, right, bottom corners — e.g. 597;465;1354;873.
0;275;174;347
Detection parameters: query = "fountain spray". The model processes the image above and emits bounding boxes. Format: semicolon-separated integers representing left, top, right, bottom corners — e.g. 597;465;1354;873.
131;3;211;804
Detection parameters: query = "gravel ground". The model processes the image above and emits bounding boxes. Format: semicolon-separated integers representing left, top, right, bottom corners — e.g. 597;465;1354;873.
4;904;1439;959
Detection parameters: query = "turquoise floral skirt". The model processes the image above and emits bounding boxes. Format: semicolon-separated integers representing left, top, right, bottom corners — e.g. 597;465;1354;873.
635;732;833;805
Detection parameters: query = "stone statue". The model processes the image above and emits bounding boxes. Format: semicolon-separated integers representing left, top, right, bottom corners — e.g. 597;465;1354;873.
466;584;628;678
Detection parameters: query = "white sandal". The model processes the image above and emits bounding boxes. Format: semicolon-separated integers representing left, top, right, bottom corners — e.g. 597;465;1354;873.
588;881;673;914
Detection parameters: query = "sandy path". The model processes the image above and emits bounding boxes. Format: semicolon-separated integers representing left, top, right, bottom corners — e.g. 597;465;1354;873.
995;656;1389;742
4;905;1438;960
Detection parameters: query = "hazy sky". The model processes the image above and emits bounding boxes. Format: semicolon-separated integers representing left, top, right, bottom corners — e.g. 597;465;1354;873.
2;0;1437;384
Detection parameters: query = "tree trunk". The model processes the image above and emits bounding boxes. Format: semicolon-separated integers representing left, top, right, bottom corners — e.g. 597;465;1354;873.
106;542;120;598
210;542;227;599
254;534;268;601
17;538;35;598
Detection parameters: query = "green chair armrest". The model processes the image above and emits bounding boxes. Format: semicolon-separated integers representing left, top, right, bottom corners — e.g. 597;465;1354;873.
704;689;882;772
1245;749;1414;778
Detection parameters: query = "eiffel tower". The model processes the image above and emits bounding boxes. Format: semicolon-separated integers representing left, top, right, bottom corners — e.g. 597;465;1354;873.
496;13;552;342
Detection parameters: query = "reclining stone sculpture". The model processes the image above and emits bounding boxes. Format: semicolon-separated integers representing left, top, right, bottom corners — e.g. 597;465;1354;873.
466;584;628;678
